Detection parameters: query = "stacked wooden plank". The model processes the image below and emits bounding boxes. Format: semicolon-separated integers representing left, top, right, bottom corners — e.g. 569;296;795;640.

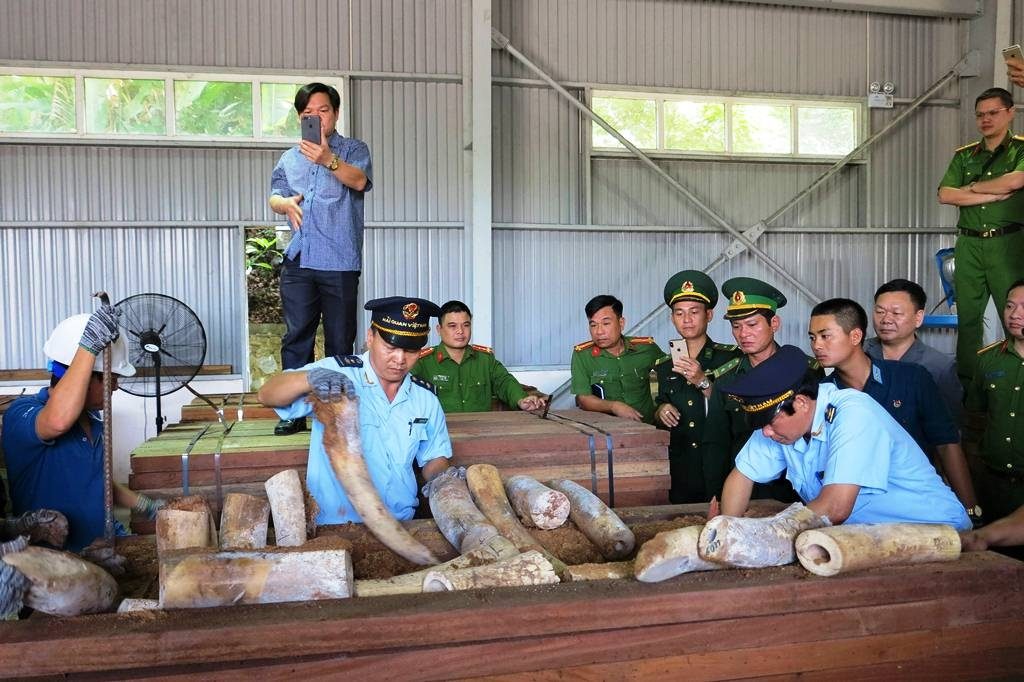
1;546;1021;679
129;406;670;532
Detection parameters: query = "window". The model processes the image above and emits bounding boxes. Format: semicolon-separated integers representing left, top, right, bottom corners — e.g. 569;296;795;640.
592;90;861;160
0;68;340;142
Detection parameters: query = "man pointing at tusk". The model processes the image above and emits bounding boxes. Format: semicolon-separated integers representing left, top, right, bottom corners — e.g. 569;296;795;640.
258;297;452;525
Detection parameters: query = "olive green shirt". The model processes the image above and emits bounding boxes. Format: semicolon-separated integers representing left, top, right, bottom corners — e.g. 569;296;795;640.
654;339;742;458
570;336;665;424
967;340;1024;473
412;343;528;413
939;132;1024;231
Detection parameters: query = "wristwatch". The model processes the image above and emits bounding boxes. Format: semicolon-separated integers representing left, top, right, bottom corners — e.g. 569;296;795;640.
696;377;711;391
966;504;983;518
327;154;340;171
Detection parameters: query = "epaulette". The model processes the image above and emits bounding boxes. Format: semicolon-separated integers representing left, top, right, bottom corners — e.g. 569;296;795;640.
807;356;822;370
418;347;435;359
654;354;671;366
708;357;741;380
824;403;838;424
1014;134;1024;142
955;140;980;153
470;343;493;354
712;342;738;351
410;375;436;394
630;336;656;345
976;340;1004;355
574;340;595;352
333;355;363;367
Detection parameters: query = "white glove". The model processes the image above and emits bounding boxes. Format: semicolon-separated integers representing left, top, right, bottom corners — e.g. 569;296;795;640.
698;502;831;568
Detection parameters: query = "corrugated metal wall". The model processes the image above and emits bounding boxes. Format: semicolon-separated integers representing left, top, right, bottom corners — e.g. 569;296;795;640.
1;0;974;372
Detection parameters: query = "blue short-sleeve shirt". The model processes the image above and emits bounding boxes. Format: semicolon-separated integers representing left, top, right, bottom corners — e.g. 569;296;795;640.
735;384;970;530
275;353;451;524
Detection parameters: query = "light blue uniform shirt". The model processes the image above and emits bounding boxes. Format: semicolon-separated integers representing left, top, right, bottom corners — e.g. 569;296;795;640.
735;384;970;530
275;353;451;525
270;131;373;272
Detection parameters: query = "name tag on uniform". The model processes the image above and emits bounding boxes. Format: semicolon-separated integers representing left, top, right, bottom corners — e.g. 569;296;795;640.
408;417;428;435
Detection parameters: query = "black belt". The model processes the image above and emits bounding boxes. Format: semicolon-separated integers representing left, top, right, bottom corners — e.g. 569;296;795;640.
958;224;1024;239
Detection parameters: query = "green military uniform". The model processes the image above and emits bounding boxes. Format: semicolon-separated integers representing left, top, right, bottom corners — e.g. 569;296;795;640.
939;132;1024;383
653;269;742;503
966;340;1024;520
412;343;527;413
700;277;824;500
571;336;664;424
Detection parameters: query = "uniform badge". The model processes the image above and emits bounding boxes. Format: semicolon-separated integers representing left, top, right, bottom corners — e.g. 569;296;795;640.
681;280;695;294
824;403;837;423
402;302;420;320
732;290;746;305
892;399;902;409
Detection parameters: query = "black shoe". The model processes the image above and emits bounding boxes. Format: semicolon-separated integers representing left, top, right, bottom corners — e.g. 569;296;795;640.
274;417;307;436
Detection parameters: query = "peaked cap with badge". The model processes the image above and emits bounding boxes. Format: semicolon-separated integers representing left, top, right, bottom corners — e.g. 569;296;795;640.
663;270;719;308
365;296;441;350
721;277;787;320
724;345;810;429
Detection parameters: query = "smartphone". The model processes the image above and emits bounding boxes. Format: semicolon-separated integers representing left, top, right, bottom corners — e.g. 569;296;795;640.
669;339;689;363
590;383;605;400
1003;44;1024;62
301;115;321;144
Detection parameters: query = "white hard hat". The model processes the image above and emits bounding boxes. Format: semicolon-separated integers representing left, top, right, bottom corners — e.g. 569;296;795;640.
43;314;136;377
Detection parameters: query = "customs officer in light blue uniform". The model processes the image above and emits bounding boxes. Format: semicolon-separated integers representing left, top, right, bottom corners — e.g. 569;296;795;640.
258;296;452;525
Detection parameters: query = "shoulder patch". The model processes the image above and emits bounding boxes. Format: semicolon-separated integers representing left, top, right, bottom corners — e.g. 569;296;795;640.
574;340;595;352
955;140;980;153
708;357;741;380
418;347;435;359
655;354;672;366
977;340;1004;355
410;375;437;394
807;356;822;370
824;403;837;424
712;342;738;351
470;343;493;354
630;336;656;345
333;355;363;367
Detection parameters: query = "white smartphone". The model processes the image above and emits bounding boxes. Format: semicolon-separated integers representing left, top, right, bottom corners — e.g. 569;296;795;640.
1003;44;1023;62
669;339;689;363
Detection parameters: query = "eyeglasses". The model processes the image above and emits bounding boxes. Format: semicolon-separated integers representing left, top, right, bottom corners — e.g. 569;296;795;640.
975;107;1011;119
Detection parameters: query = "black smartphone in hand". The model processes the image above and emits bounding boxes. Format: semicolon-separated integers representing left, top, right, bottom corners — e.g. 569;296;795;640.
301;115;321;144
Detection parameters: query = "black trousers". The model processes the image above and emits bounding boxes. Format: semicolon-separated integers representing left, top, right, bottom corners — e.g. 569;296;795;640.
279;255;360;370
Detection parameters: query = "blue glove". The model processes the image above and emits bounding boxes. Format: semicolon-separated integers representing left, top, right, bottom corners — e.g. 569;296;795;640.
79;304;122;356
132;494;166;521
307;368;355;402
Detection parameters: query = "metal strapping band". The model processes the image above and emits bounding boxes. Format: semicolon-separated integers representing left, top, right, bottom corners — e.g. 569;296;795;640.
181;425;211;496
605;434;615;509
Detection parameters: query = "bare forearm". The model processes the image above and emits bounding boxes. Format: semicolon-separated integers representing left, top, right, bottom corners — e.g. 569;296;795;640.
576;394;615;415
35;348;95;439
972;171;1024;194
421;457;452;482
938;187;1006;206
935;443;977;507
972;505;1024;548
720;469;754;516
257;371;311;407
806;483;860;524
333;162;368;191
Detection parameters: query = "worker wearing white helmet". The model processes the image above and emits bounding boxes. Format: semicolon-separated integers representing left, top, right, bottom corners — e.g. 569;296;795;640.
1;304;163;553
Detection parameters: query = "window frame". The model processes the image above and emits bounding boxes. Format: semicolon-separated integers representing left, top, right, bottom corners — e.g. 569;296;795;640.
591;88;865;163
0;66;345;144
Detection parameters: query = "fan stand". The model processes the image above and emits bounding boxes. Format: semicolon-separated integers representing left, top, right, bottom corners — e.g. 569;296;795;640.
139;330;165;434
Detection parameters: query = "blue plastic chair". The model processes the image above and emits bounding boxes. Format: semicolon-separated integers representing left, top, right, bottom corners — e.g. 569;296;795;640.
922;247;957;328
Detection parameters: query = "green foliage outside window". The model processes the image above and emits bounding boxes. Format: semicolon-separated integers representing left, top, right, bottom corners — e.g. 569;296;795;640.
175;81;253;136
664;100;725;152
798;107;856;156
0;75;75;133
732;103;791;154
85;77;165;134
592;96;657;150
261;82;302;138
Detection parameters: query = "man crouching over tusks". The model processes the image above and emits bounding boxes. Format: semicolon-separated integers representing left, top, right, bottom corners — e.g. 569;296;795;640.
259;296;451;564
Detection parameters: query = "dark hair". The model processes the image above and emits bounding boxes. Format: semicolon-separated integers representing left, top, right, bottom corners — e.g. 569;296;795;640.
976;87;1014;109
585;295;623;319
294;82;341;113
873;278;926;311
439;300;472;322
811;298;867;340
777;377;821;417
1008;279;1024;297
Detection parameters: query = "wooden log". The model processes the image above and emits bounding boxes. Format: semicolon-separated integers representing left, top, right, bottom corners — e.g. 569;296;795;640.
1;546;119;616
795;523;962;577
159;547;353;608
354;535;519;597
156;509;214;554
218;493;270;550
547;478;635;560
427;471;499;553
421;549;559;592
566;561;635;582
634;526;725;582
504;474;570;530
264;469;308;547
311;395;439;566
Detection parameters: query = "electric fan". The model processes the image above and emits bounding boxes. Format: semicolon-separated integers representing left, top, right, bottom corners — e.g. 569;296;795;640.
115;293;208;434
